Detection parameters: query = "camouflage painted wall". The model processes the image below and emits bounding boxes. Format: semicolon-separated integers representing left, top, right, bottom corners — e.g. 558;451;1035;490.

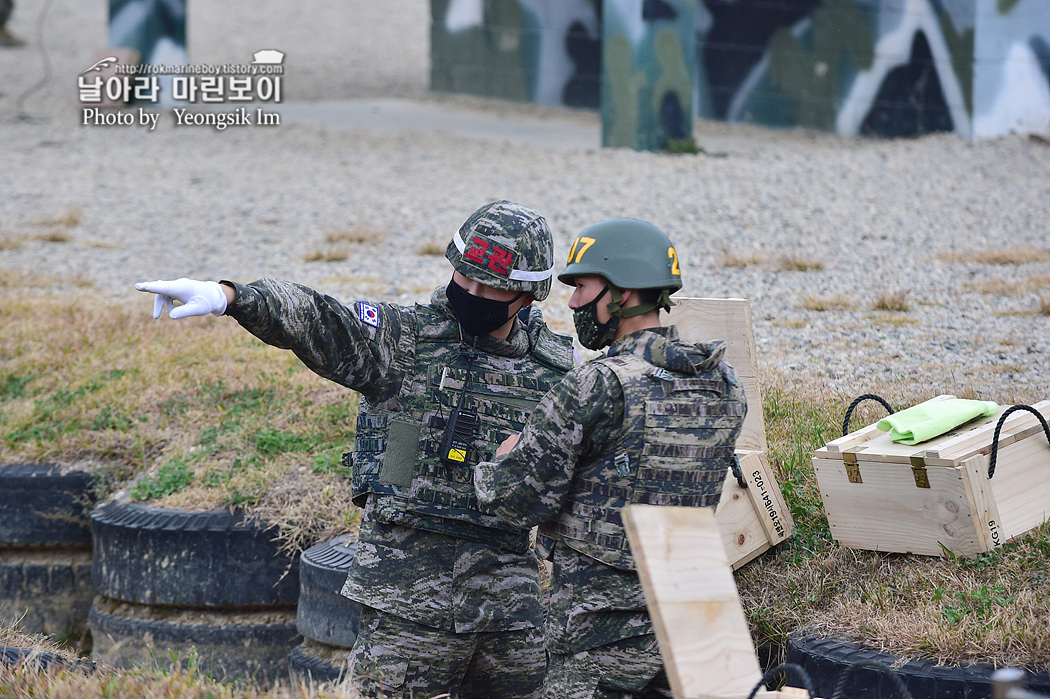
430;0;1050;140
602;0;696;149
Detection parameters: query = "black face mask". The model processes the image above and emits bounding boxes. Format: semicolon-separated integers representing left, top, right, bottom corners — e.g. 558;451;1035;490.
445;278;524;337
572;284;619;350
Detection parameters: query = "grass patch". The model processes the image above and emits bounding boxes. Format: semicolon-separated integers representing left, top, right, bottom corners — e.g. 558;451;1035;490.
872;290;910;312
33;206;82;229
799;293;855;312
718;249;767;268
967;272;1050;295
324;225;386;245
940;246;1050;265
417;241;446;256
0;286;361;556
1041;296;1050;316
303;248;349;263
780;254;824;272
0;234;25;250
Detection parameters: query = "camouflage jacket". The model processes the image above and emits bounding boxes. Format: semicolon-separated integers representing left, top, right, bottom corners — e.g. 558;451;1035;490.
474;326;747;650
225;278;572;632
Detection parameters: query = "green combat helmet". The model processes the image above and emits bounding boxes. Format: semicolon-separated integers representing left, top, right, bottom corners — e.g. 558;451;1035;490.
559;218;683;349
445;200;555;301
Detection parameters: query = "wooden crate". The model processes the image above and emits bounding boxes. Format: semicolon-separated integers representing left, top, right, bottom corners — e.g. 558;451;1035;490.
814;395;1050;556
669;299;794;569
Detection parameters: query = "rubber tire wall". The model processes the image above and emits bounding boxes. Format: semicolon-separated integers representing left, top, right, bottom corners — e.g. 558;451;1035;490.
89;500;301;683
787;635;1050;699
91;501;299;607
0;464;96;638
288;534;361;685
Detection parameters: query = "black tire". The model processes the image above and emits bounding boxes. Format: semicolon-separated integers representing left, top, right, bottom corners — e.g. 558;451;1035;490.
786;635;1050;699
0;465;95;547
288;639;351;686
296;534;361;647
90;501;299;608
89;597;300;683
0;549;93;638
0;644;95;674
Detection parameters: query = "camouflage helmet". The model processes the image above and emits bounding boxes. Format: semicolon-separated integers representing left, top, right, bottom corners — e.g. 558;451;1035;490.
445;200;555;301
558;218;683;293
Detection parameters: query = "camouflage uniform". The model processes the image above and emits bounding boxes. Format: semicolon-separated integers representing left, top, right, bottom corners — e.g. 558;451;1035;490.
224;278;574;699
474;326;746;699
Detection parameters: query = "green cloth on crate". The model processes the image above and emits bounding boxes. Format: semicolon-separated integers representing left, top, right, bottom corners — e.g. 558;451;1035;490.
877;399;999;445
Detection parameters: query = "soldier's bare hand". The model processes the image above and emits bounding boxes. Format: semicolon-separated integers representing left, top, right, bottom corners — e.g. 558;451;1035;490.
496;433;520;458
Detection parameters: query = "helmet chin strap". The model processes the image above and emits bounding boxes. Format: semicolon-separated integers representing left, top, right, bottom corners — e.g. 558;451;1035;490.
606;285;665;319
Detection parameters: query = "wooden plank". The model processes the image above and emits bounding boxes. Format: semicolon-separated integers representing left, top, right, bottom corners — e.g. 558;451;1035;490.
624;505;763;699
669;298;766;453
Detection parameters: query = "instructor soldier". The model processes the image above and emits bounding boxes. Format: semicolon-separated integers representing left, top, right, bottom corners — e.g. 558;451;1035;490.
474;218;747;699
137;200;575;698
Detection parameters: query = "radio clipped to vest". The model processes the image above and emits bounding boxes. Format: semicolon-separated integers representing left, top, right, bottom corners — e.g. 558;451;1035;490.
440;341;481;467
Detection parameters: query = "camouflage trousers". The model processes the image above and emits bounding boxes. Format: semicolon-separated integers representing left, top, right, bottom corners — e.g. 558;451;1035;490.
542;633;672;699
343;605;546;699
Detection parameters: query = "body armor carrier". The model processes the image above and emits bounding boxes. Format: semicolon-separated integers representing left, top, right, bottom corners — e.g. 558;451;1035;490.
350;305;573;552
541;354;746;569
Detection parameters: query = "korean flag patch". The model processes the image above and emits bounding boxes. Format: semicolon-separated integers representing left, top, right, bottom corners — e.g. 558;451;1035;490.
358;302;379;328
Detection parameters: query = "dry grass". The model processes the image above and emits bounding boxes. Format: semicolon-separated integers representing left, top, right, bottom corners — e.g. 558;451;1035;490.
737;374;1050;672
871;290;910;312
34;230;73;243
779;254;824;272
303;225;387;264
33;206;82;229
0;649;364;698
718;249;768;268
799;293;855;312
417;241;447;256
324;225;386;246
940;246;1050;266
0;235;24;250
967;273;1050;295
1040;296;1050;316
303;248;350;263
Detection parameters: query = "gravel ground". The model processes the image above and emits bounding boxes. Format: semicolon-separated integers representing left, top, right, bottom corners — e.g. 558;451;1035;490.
2;0;1049;406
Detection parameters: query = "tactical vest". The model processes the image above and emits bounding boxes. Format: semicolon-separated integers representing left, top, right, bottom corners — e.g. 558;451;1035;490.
350;304;573;552
541;353;746;569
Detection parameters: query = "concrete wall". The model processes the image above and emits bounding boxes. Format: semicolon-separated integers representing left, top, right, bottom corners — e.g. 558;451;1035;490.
430;0;1050;140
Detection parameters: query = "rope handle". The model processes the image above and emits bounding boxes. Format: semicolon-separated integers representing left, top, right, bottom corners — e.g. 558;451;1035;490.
987;405;1050;479
842;393;895;436
831;659;915;699
746;663;816;699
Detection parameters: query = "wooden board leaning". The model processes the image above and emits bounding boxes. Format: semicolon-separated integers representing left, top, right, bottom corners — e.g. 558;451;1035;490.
669;298;793;569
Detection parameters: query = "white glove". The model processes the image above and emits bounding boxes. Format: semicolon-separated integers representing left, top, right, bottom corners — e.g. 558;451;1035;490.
135;278;228;319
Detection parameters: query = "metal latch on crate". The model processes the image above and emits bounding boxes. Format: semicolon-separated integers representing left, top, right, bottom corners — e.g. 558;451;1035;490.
843;448;864;483
910;453;931;488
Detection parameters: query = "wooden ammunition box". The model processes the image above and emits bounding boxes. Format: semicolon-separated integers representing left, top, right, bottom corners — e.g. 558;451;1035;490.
813;395;1050;556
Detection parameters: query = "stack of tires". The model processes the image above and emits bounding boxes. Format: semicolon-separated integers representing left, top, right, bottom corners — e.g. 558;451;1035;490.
0;464;96;643
89;500;302;684
287;533;361;686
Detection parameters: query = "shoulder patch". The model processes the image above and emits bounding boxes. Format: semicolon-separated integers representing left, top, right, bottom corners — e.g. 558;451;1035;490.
357;302;380;328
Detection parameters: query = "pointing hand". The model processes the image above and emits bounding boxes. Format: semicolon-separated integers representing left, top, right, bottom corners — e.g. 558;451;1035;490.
135;278;228;319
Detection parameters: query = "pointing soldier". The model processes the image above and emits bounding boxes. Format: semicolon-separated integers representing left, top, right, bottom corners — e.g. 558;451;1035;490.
473;218;747;699
136;200;575;699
